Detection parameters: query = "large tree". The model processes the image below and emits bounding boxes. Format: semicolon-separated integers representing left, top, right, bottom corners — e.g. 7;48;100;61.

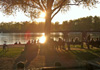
0;0;98;38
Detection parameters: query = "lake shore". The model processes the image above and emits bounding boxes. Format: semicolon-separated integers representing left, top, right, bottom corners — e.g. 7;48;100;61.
0;44;25;48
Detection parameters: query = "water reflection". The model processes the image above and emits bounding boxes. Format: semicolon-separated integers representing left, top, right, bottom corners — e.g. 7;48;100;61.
0;33;62;45
0;32;100;45
39;35;46;43
0;33;43;45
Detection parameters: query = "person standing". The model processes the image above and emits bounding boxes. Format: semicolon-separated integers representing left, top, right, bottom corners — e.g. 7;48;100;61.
3;41;7;52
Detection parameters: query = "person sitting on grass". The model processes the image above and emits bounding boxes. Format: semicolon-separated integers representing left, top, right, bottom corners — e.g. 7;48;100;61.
19;41;21;44
14;42;17;45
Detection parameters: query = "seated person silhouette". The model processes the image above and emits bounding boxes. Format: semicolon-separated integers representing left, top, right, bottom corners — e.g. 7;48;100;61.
14;42;17;45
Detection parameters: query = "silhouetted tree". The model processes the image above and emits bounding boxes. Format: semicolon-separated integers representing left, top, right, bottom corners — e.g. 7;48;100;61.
0;0;98;39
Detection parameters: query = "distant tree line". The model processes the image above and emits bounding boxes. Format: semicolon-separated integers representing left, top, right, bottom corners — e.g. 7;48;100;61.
0;21;45;33
0;16;100;33
61;16;100;31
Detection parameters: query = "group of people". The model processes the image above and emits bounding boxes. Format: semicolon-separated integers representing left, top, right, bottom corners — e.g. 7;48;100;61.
2;35;100;52
87;37;100;48
25;38;66;50
26;39;39;45
70;37;81;44
49;38;66;49
14;41;21;45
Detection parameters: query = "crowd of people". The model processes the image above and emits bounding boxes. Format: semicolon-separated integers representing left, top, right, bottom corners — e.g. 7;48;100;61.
2;34;100;52
86;35;100;48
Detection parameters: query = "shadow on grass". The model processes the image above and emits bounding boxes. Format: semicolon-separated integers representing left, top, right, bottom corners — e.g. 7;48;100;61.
12;44;38;69
39;46;61;67
12;51;26;69
70;49;100;61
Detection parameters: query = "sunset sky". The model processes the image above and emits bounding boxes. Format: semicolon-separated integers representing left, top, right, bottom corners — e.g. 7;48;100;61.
0;4;100;24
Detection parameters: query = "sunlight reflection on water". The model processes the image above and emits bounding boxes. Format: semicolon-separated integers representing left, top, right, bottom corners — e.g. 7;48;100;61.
0;33;62;45
0;32;99;45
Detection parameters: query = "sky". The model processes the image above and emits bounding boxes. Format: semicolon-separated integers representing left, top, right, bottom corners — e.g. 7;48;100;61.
0;4;100;24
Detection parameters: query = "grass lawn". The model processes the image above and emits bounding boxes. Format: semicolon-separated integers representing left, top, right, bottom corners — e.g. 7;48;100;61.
0;46;24;70
69;49;100;60
65;45;100;60
0;47;24;58
0;45;100;69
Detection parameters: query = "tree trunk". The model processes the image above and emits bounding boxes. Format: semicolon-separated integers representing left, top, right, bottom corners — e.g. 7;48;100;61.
45;11;51;41
44;0;53;43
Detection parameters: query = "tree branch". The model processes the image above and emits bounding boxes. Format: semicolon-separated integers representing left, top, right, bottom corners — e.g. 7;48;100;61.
18;3;42;10
52;0;83;13
51;6;62;20
5;4;12;10
31;0;44;11
52;0;65;13
37;0;45;11
51;0;83;20
41;0;47;11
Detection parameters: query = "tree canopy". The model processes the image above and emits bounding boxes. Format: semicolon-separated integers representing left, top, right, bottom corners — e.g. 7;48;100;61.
0;0;98;18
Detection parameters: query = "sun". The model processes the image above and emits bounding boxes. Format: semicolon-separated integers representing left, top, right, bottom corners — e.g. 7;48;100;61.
36;12;46;22
39;33;46;43
40;12;46;18
39;36;46;43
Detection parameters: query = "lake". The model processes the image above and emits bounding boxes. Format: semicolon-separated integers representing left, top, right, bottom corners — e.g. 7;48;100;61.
0;33;64;45
0;32;100;45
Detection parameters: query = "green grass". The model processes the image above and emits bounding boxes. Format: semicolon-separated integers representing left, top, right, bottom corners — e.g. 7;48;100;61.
64;45;100;61
69;49;100;61
0;46;100;69
0;47;24;58
0;46;100;61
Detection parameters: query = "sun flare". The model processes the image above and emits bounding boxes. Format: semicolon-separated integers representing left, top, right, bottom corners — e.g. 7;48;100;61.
39;35;46;43
36;12;46;22
40;12;46;18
